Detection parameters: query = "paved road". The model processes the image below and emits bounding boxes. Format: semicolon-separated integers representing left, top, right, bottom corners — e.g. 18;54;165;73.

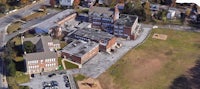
67;26;152;78
0;0;50;48
142;24;200;32
3;9;74;46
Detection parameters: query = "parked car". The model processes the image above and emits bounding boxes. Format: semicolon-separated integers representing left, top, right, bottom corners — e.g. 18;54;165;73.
48;73;56;77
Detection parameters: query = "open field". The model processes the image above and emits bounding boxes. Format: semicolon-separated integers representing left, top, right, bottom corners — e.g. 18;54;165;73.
98;28;200;89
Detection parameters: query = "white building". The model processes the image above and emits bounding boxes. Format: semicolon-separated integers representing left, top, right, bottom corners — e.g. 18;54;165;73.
176;0;200;6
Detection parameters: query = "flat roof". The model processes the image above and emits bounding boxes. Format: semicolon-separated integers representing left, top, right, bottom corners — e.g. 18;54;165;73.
72;28;115;45
114;14;138;27
89;6;114;17
62;40;98;58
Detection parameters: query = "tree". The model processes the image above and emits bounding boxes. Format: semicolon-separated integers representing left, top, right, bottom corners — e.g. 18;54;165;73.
123;1;146;21
3;42;17;76
23;41;35;53
0;3;6;13
144;1;151;22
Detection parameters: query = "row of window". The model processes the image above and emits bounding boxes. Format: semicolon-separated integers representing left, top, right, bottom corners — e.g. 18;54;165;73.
45;63;56;67
28;60;38;64
45;58;56;62
28;65;39;69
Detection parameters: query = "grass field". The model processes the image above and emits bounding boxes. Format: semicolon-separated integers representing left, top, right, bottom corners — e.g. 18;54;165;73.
64;61;79;69
7;22;22;34
98;28;200;89
58;57;64;70
74;74;86;81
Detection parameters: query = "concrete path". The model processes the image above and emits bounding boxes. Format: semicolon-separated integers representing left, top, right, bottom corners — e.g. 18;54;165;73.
67;27;152;78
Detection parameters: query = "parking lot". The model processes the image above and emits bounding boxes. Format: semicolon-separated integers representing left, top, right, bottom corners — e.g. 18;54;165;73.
21;72;74;89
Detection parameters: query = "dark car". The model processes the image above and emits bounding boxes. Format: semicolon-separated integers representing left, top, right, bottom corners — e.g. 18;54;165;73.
48;73;56;77
63;75;69;82
59;71;66;75
65;83;70;88
51;81;58;86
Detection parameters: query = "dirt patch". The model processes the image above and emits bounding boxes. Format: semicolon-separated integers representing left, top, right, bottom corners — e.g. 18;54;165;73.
152;33;168;40
122;58;163;86
98;72;119;89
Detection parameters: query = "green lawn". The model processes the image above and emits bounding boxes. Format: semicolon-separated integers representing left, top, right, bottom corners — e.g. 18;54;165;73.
15;71;30;84
64;61;79;69
7;22;22;34
98;28;200;89
74;74;86;81
58;57;64;70
15;56;23;62
7;71;30;89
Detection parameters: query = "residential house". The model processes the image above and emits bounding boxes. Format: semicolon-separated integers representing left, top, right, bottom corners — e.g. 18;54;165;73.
62;40;99;68
114;14;141;40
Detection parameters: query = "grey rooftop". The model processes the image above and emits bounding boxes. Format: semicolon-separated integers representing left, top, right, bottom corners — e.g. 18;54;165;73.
23;51;57;61
62;40;98;58
23;36;53;52
115;14;138;27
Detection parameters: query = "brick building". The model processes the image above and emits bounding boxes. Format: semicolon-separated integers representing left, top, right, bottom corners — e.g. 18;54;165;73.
61;40;99;67
23;36;60;74
69;28;116;52
88;6;119;34
114;14;141;40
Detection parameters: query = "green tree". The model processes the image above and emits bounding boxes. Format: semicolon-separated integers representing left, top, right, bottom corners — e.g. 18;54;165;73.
123;1;146;21
23;41;35;53
3;43;16;76
0;3;6;13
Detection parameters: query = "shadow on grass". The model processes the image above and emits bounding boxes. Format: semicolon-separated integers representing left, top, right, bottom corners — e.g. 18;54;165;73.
170;59;200;89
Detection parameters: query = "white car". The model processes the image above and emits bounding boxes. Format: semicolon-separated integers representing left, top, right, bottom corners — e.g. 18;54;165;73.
153;25;158;29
